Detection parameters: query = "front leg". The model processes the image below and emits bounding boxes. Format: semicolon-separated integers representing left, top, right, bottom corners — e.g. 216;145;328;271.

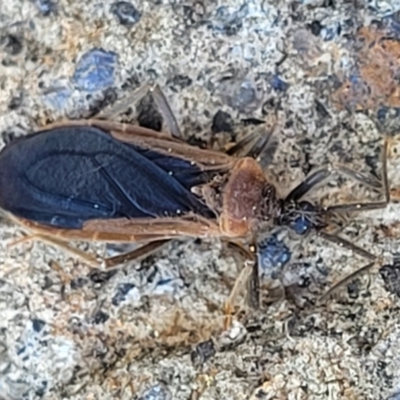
223;240;259;329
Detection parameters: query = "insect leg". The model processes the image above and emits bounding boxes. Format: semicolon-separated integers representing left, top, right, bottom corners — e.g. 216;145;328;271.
286;135;389;207
318;231;376;261
325;136;390;213
150;85;183;140
94;83;183;139
247;242;260;309
226;122;280;169
104;239;171;268
285;168;333;202
223;241;258;329
8;232;100;267
95;83;152;119
319;260;376;301
318;228;380;301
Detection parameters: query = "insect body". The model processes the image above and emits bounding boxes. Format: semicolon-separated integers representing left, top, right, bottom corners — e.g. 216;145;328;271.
0;121;282;251
0;85;390;311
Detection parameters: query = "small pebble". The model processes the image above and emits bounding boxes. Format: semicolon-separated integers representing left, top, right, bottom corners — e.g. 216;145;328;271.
191;339;216;366
212;4;248;36
270;74;288;92
92;310;110;324
380;263;400;298
111;1;141;27
167;74;192;90
222;80;258;112
31;318;46;333
32;0;56;15
140;383;172;400
211;110;233;133
112;282;136;306
72;48;117;92
258;233;291;277
309;20;322;36
8;93;23;110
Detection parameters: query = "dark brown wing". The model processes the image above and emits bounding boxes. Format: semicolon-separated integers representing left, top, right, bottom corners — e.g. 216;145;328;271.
0;126;217;229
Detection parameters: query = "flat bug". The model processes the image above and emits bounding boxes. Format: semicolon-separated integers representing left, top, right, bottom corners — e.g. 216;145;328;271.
0;83;390;324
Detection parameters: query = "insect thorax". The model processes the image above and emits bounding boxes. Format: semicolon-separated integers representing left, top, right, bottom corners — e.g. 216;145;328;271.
220;157;281;237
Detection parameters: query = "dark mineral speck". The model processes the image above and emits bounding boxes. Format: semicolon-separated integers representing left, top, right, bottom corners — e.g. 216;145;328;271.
92;310;110;324
262;98;276;115
111;1;141;27
1;35;23;55
310;20;322;36
270;75;289;92
167;75;193;90
377;106;389;123
32;0;56;15
72;48;117;92
191;339;216;366
212;4;248;36
321;23;341;41
241;117;264;126
35;381;48;398
139;383;172;400
112;283;136;306
380;263;400;298
88;268;118;284
32;318;46;333
42;276;53;290
211;110;233;133
8;93;23;110
315;99;330;119
70;277;88;290
182;2;206;26
347;279;361;299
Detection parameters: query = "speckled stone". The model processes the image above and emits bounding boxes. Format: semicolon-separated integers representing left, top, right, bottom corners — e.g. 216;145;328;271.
1;0;400;399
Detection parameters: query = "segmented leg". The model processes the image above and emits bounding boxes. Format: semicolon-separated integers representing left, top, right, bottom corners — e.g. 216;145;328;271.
227;120;280;169
95;84;152;120
95;83;184;139
223;259;255;330
316;137;390;299
222;241;258;329
8;227;174;270
7;232;100;267
104;239;170;268
150;85;183;139
318;231;376;261
286;136;389;211
319;260;376;301
325;135;389;213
